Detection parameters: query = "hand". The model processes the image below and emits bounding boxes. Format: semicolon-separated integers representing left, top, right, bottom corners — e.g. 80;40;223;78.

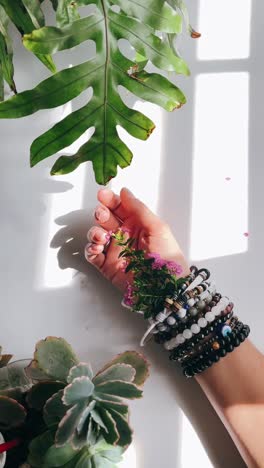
85;188;189;291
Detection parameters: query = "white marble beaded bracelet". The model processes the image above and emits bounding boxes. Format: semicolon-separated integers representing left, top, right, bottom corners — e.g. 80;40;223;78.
139;269;213;346
163;296;230;351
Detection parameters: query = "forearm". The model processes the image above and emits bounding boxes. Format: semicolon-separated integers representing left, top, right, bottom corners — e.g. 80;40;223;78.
196;340;264;468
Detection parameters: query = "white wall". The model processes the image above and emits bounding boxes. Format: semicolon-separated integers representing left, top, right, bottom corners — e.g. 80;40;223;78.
1;1;262;467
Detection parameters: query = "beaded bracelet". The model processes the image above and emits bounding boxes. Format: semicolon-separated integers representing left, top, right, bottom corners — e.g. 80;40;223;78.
182;323;250;378
120;257;250;377
168;308;234;360
178;316;240;365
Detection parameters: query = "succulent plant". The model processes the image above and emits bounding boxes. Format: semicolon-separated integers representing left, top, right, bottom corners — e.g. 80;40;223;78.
0;337;150;467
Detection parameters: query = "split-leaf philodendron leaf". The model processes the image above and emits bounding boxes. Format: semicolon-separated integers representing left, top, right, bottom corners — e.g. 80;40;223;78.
0;0;199;185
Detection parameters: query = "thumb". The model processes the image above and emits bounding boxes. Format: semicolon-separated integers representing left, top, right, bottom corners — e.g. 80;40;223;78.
120;188;160;230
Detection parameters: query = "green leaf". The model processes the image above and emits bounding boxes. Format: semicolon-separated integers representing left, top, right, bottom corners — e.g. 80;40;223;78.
115;0;182;34
55;402;87;446
107;408;132;448
76;400;96;433
75;451;92;468
92;456;116;468
0;353;13;367
97;351;150;387
43;389;68;428
173;0;201;38
62;376;94;406
67;363;93;384
23;10;103;54
90;408;107;430
25;358;50;381
0;5;16;93
0;63;4;101
0;0;56;72
0;395;26;430
0;0;189;184
26;380;65;410
95;381;142;399
56;0;81;27
28;430;54;466
93;364;136;386
22;0;45;28
34;336;79;382
44;442;78;466
97;408;119;445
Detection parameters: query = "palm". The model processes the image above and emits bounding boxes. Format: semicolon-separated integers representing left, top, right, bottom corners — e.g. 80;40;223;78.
86;188;189;291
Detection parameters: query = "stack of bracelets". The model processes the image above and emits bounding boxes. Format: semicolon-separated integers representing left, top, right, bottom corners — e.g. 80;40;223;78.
130;266;250;378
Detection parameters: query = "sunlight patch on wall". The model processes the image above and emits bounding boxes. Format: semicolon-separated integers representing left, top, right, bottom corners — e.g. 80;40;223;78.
180;411;212;468
197;0;252;60
111;100;162;213
190;73;249;261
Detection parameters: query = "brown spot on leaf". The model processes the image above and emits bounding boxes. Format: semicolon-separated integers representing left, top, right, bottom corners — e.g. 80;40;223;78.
191;29;201;39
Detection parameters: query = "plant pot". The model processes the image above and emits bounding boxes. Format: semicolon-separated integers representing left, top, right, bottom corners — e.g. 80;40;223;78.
0;433;6;468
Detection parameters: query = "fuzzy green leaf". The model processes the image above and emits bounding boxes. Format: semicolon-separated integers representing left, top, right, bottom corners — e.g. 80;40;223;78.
93;364;136;386
90;408;107;430
34;336;79;382
76;400;96;434
95;380;142;399
0;0;189;184
44;389;68;427
44;442;78;466
0;353;13;368
67;363;93;384
0;395;26;430
55;402;87;446
28;430;54;466
63;376;94;406
97;408;119;445
97;351;150;387
107;408;132;448
26;380;65;410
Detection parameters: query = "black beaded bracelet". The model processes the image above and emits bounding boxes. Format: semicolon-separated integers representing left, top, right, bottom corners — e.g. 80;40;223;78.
167;308;234;360
182;323;250;378
179;317;241;365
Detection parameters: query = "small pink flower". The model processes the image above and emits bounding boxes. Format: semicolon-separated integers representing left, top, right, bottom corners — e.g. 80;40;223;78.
165;260;183;276
105;231;112;242
123;281;135;306
147;252;167;270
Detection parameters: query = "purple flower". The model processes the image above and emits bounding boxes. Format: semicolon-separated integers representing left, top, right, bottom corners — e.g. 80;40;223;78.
147;253;183;275
123;281;135;306
165;261;183;276
147;252;167;270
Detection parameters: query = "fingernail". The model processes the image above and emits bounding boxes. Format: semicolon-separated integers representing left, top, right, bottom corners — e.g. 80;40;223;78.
124;187;135;198
85;243;94;255
95;205;109;223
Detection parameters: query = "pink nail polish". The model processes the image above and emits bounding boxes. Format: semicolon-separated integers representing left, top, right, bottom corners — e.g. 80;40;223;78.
95;206;109;223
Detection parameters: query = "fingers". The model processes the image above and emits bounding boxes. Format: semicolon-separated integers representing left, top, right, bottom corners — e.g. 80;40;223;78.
85;249;106;270
97;188;126;220
120;188;162;231
87;226;108;244
94;204;121;231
